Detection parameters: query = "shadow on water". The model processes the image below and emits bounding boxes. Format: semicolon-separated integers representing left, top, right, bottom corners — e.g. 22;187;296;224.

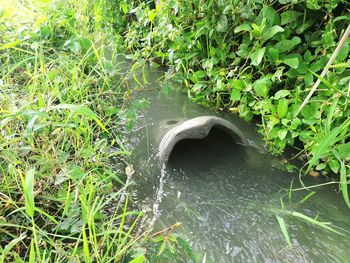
168;127;244;169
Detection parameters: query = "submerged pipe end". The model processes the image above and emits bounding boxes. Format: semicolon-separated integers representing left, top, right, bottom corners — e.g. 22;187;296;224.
158;116;247;162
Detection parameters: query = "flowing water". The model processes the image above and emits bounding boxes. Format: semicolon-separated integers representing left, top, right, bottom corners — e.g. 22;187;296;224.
124;65;350;262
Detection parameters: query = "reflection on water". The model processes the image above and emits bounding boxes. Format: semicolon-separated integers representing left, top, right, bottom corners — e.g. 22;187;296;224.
126;65;350;263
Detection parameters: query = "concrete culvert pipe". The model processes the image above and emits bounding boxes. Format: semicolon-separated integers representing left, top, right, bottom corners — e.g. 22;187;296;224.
158;116;248;162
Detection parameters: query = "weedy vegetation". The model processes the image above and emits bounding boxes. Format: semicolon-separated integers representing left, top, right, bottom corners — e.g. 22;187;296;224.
121;0;350;205
272;181;346;247
0;0;192;262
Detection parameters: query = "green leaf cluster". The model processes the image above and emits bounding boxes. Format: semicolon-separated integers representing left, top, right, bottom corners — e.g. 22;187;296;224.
123;0;350;183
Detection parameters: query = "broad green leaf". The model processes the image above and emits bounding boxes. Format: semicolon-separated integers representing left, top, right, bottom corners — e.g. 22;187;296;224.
296;62;308;74
281;10;303;25
261;26;284;44
268;47;279;60
306;0;321;10
192;70;206;81
309;60;324;72
234;24;251;33
340;161;350;208
303;74;314;86
337;41;349;61
236;43;250;58
229;79;245;90
261;6;280;26
78;37;92;52
277;99;288;118
328;159;340;174
216;15;228;32
253;78;271;97
278;129;288;140
274;90;290;100
283;57;299;69
274;37;301;53
276;216;291;246
251;47;266;66
301;102;319;121
129;255;146;263
304;50;312;62
316;163;326;170
338;142;350;159
251;20;266;37
230;88;241;101
290;118;301;130
148;9;156;22
214;79;225;91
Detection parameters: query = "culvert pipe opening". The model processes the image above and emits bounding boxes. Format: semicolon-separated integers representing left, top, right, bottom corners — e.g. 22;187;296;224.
158;116;247;163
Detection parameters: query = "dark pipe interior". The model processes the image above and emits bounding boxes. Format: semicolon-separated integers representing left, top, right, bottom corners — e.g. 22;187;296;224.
168;126;244;168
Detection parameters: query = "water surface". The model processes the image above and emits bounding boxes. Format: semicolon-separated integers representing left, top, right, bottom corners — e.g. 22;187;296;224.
126;65;350;263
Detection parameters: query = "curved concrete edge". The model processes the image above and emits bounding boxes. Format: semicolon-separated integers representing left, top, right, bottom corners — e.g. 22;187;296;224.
158;116;248;162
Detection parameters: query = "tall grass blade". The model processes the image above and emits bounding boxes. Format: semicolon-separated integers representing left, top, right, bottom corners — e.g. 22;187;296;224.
325;98;339;133
307;120;350;172
290;211;343;235
0;39;23;50
340;161;350;208
308;70;350;99
299;191;316;204
29;240;35;263
82;227;91;263
21;169;35;217
117;196;129;245
276;215;291;246
49;104;108;132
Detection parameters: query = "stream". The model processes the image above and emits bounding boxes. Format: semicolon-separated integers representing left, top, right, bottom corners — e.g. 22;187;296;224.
124;64;350;262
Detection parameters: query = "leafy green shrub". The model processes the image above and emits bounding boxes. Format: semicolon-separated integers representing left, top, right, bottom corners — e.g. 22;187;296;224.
121;0;350;182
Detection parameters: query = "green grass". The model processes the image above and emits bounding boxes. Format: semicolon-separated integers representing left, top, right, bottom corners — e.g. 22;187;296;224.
0;1;194;261
0;0;143;261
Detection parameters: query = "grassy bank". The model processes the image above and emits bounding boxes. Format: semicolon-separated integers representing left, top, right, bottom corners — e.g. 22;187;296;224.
121;0;350;202
0;1;191;261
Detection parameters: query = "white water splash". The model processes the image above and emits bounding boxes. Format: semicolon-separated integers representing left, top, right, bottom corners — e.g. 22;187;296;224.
148;163;168;228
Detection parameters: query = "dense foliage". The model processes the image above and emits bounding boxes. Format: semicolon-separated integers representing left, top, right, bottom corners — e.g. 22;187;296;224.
0;1;190;261
122;0;350;181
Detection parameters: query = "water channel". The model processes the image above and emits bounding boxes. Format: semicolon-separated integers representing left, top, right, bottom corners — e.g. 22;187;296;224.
123;64;350;262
